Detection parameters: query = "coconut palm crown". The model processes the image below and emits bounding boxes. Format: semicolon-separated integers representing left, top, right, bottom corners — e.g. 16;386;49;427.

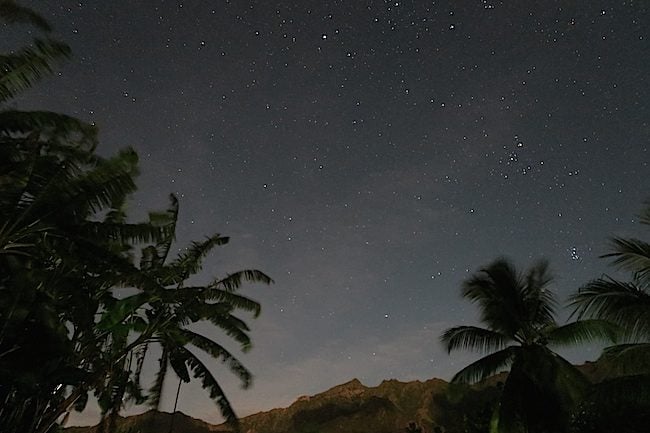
441;258;617;433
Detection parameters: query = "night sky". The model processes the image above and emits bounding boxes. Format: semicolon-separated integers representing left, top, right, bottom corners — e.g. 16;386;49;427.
7;0;650;426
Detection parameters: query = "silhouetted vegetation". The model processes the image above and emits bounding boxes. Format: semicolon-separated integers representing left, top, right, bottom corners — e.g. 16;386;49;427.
571;202;650;376
433;382;500;433
1;1;649;432
568;201;650;433
437;201;650;432
0;3;270;433
569;375;650;433
441;258;618;433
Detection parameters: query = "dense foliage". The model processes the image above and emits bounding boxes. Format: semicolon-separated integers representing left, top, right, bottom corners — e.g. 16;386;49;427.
0;3;271;432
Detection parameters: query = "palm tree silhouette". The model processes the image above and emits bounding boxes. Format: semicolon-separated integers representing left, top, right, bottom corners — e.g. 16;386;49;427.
441;258;616;433
95;195;272;433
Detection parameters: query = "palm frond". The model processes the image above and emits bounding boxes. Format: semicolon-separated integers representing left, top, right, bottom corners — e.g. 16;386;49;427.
59;147;139;215
0;38;71;102
148;346;169;409
451;346;519;384
204;289;262;316
546;319;620;348
461;258;518;305
180;346;240;432
0;110;97;150
165;286;261;318
180;329;252;388
456;258;563;345
0;219;46;256
603;237;650;284
146;194;179;268
63;236;163;293
440;325;510;354
204;312;253;351
523;259;552;293
213;270;273;295
18;147;138;224
79;221;171;246
3;148;77;219
523;259;557;329
169;234;229;281
462;258;534;337
571;277;650;340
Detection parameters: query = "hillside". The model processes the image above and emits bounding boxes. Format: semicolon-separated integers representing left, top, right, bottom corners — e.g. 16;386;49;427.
65;410;221;433
69;360;632;433
66;360;634;433
225;377;455;433
66;375;500;433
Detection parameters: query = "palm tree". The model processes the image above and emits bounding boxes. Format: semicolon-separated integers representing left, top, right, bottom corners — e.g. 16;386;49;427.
1;5;171;431
2;5;271;432
94;195;272;433
0;144;171;433
568;203;650;432
441;258;617;433
571;202;650;374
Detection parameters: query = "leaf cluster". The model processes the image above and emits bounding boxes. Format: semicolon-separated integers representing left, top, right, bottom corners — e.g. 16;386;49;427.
0;5;272;433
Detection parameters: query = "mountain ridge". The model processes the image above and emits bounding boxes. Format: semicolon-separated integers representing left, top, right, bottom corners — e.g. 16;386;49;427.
67;363;608;433
65;374;491;433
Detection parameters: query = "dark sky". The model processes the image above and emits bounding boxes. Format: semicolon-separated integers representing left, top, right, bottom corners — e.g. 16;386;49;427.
8;0;650;425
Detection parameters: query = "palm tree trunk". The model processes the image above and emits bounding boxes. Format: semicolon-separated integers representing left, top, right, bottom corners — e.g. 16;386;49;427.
168;379;182;433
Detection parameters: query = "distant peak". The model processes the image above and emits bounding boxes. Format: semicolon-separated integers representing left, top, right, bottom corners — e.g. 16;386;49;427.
343;378;363;387
337;378;365;390
380;379;399;385
323;378;367;397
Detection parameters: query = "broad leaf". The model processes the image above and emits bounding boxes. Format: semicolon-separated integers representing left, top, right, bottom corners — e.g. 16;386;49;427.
98;292;152;330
